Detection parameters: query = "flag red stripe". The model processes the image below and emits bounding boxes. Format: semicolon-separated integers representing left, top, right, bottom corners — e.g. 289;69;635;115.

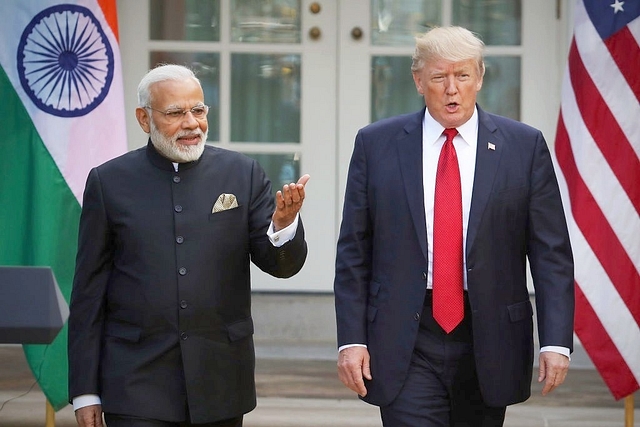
604;26;640;102
555;115;640;324
574;284;639;400
568;39;640;214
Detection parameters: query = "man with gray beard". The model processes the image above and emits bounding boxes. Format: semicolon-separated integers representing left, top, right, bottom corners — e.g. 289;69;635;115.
68;64;310;427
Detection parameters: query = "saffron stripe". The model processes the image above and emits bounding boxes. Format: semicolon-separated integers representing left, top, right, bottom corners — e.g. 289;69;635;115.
98;0;119;41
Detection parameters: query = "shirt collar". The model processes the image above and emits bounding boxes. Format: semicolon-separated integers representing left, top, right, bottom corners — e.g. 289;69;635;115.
423;106;479;147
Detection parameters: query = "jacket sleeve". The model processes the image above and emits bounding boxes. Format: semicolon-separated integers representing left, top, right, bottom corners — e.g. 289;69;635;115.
527;131;575;351
334;130;372;348
248;159;307;278
68;167;112;399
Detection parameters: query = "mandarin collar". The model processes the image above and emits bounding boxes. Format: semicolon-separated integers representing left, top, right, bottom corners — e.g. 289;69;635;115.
145;139;202;172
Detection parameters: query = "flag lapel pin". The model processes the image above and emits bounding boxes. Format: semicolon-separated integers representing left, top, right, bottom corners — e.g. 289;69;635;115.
487;142;496;151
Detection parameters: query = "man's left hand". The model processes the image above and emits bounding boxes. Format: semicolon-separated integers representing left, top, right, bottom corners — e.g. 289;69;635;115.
538;351;570;395
272;174;310;231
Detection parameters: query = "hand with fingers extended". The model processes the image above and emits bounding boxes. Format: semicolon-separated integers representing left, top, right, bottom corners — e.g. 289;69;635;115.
337;346;372;397
272;174;310;231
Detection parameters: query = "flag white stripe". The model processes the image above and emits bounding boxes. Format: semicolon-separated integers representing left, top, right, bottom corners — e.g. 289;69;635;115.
560;69;640;273
574;1;640;158
554;157;640;382
0;0;127;204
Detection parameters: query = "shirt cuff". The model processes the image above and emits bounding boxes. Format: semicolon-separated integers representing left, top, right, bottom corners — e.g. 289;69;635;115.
268;214;299;247
72;394;101;411
540;345;571;360
338;343;367;353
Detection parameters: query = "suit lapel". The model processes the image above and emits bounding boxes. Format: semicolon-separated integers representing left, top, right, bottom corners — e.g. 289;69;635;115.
467;107;502;255
397;109;429;261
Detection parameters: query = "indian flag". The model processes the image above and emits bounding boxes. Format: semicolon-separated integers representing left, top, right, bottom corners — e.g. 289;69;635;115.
0;0;126;410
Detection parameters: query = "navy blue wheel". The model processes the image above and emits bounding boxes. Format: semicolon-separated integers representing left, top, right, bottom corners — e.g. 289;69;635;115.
17;4;114;118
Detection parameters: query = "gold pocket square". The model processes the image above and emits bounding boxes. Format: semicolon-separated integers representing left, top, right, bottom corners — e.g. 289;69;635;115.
212;193;238;213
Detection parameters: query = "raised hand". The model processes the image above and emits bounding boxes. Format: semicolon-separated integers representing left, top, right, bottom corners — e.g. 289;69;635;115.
272;174;310;231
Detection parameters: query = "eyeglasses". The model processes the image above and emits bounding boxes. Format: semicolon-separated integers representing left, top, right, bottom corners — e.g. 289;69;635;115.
145;104;209;123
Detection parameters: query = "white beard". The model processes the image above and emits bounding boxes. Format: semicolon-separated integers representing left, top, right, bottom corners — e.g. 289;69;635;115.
149;120;207;163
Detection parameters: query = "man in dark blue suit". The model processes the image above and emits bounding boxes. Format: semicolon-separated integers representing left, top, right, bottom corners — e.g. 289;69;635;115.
334;26;574;426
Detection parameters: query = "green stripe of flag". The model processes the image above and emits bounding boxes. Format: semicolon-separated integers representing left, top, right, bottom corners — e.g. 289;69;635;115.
0;64;81;410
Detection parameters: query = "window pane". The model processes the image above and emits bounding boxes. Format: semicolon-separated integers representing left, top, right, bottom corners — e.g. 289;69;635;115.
149;52;220;141
371;56;424;122
371;0;441;46
150;0;220;42
478;56;520;120
231;0;301;43
231;54;300;143
452;0;521;45
245;153;300;196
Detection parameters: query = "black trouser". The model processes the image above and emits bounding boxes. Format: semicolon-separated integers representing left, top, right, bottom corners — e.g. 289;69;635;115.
104;413;243;427
379;290;506;427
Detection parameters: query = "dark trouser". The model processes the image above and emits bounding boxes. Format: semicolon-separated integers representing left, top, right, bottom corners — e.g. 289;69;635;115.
104;413;243;427
379;291;506;427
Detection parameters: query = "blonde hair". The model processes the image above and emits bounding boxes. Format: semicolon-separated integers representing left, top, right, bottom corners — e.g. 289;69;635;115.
411;26;485;77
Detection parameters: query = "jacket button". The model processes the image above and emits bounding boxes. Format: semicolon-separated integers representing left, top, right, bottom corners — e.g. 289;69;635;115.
175;205;183;213
173;176;181;183
422;271;427;280
176;236;184;244
180;300;188;309
414;313;420;321
180;332;188;340
178;267;187;276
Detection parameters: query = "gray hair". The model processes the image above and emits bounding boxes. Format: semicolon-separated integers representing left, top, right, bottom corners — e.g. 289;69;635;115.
411;26;485;77
137;64;201;107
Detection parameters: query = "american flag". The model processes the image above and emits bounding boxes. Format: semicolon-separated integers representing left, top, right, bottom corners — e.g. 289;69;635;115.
554;0;640;400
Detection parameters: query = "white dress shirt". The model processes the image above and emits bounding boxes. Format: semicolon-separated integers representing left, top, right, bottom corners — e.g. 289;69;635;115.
422;108;477;291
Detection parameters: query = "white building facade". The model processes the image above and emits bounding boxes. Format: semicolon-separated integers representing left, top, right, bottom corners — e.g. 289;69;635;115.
117;0;582;356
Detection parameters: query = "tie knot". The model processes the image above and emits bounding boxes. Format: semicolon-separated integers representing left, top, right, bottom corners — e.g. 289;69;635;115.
443;128;458;143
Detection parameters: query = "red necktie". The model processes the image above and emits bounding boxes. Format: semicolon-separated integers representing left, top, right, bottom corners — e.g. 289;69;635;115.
432;128;464;333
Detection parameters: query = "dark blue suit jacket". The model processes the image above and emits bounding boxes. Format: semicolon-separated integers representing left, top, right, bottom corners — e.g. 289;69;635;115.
334;106;574;407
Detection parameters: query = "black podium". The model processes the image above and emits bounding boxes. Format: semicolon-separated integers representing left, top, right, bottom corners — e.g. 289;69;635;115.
0;266;69;344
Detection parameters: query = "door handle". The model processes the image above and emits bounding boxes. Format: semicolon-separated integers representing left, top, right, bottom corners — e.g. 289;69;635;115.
309;2;321;14
309;26;321;40
351;27;363;40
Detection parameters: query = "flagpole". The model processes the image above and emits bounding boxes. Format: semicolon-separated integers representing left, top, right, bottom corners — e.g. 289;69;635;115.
624;394;634;427
45;399;55;427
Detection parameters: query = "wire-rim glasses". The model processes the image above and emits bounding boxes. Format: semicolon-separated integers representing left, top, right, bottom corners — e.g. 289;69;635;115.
145;104;209;123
